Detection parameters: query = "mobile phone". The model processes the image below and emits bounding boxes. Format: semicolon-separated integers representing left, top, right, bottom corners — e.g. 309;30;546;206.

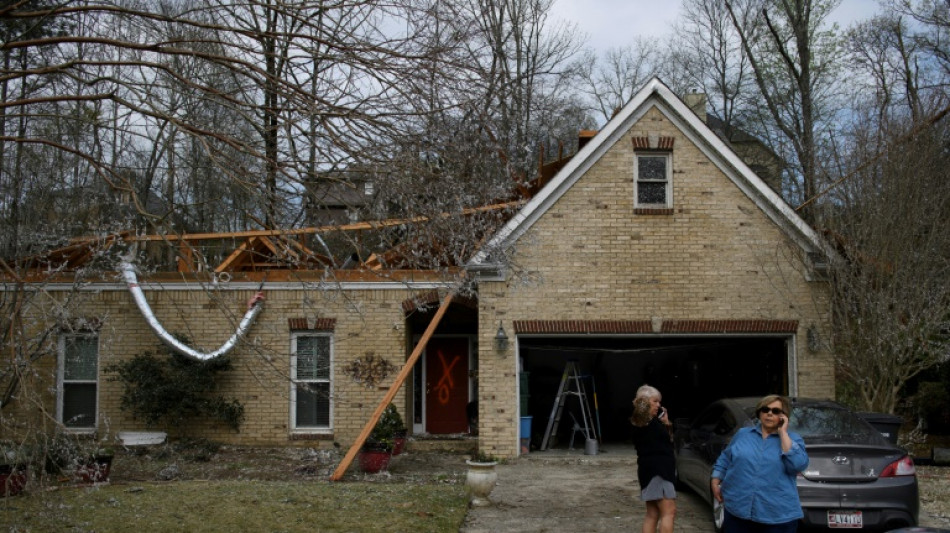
659;407;666;418
778;416;785;427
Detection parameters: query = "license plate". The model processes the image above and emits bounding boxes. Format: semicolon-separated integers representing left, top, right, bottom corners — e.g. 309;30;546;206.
827;510;863;528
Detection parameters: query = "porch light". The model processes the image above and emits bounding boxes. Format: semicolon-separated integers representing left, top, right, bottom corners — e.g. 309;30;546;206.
495;321;509;352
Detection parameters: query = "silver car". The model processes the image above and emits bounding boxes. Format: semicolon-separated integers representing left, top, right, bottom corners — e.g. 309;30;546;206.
674;397;919;531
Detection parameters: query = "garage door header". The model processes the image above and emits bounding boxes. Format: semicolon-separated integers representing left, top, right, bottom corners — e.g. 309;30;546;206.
514;319;798;335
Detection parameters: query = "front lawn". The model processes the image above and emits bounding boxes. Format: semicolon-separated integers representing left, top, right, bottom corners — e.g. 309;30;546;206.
0;480;468;532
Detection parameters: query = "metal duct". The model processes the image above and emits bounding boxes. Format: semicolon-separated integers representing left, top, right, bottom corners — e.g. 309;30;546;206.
119;261;264;361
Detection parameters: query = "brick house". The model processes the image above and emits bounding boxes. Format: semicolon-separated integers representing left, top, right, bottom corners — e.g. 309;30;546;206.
2;78;833;460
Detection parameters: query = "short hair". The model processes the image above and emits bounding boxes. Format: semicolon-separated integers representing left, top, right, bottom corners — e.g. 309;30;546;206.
756;394;791;416
630;384;661;427
636;384;661;401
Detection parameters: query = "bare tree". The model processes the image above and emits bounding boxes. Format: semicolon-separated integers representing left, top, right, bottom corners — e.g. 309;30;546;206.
723;0;844;221
889;0;950;80
459;0;584;177
577;40;662;125
847;14;937;125
825;115;950;413
666;0;755;139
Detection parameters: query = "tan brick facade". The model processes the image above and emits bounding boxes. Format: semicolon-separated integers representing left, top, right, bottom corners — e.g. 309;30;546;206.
10;283;439;450
4;81;833;461
473;104;832;458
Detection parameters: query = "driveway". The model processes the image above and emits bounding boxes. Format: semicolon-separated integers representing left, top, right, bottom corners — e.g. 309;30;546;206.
460;445;713;532
460;445;950;532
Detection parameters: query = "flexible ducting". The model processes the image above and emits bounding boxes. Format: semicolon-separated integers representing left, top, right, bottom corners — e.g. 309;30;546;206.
119;261;263;361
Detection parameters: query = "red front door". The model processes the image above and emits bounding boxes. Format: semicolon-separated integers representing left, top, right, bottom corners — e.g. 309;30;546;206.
425;337;469;434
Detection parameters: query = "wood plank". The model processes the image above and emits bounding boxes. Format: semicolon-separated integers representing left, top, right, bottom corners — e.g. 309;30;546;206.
330;291;456;481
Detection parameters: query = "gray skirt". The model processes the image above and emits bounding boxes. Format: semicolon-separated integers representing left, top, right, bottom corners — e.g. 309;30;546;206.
640;475;677;501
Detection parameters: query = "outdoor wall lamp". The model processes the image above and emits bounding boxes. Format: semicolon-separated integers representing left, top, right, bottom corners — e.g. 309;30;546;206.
495;321;509;352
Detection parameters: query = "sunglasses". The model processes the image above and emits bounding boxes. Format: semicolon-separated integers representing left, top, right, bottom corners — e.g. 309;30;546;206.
759;407;785;415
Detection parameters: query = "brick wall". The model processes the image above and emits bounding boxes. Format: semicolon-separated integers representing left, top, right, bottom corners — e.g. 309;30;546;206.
6;108;833;459
13;284;422;449
475;106;833;457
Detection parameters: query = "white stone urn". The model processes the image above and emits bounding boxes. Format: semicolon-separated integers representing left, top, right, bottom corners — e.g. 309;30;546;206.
465;459;498;507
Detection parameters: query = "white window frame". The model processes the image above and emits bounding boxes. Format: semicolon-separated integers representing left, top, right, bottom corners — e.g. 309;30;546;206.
290;332;333;433
634;152;673;208
56;333;99;433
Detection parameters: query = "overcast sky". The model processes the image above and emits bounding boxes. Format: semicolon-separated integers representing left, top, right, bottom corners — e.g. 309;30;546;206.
550;0;881;54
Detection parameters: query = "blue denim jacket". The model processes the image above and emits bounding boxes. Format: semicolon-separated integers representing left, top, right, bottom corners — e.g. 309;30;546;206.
711;423;809;524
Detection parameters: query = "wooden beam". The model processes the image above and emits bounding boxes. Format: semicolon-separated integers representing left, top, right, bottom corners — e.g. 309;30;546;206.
66;200;525;243
330;291;456;481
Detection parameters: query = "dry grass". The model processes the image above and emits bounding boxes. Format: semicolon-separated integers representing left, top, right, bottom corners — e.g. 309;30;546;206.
0;444;471;532
0;480;468;532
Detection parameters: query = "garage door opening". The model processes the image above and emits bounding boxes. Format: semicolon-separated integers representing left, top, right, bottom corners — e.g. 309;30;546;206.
518;336;790;451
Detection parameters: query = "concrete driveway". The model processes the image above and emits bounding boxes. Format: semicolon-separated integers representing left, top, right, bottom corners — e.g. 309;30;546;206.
460;445;714;532
459;445;946;532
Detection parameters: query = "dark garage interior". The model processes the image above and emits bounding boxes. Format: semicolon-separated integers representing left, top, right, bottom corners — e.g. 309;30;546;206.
518;335;789;451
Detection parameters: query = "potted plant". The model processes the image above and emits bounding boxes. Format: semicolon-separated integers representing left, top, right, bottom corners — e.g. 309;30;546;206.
380;404;408;455
358;439;392;474
358;404;404;472
0;443;30;497
465;450;499;507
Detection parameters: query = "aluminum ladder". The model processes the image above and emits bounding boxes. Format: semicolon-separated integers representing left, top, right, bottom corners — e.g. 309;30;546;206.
540;360;598;450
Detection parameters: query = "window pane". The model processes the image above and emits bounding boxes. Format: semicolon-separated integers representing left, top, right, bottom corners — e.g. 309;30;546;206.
64;337;98;381
63;383;97;428
296;336;330;380
638;182;667;204
296;382;330;427
638;156;667;181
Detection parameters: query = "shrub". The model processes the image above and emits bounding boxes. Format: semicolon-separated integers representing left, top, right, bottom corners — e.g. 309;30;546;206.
106;338;245;432
365;404;405;451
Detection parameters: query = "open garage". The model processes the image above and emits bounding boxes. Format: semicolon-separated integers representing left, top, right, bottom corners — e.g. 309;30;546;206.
518;335;791;451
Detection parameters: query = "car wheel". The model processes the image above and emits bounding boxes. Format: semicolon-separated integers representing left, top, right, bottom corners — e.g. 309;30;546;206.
712;496;725;532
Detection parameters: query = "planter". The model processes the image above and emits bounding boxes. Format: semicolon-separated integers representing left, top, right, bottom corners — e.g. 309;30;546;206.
118;431;167;446
393;432;408;455
358;449;392;473
76;455;113;483
0;464;27;497
465;460;498;507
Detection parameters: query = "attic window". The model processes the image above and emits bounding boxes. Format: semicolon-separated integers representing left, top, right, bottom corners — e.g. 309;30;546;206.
633;136;674;212
634;153;672;209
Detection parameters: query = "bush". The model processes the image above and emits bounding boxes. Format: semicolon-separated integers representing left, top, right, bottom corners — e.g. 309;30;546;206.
365;404;405;451
106;338;245;432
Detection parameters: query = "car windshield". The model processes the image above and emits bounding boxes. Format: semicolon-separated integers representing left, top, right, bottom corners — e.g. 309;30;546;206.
788;404;888;445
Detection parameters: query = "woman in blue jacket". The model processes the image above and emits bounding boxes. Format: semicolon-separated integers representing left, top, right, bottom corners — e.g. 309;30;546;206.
710;395;809;533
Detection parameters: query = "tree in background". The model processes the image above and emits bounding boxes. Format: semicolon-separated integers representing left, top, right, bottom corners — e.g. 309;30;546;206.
577;40;662;125
824;115;950;414
723;0;845;223
665;0;755;140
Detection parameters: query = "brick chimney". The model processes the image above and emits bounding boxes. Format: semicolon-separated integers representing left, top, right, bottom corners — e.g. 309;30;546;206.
683;92;707;123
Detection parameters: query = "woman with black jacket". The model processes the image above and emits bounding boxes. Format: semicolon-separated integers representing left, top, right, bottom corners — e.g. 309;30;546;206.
630;384;676;533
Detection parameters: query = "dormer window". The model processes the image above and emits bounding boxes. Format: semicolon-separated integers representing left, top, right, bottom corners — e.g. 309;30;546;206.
633;135;674;213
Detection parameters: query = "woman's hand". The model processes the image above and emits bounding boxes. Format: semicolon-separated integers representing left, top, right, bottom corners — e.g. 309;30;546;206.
777;414;788;433
711;479;723;503
777;414;793;453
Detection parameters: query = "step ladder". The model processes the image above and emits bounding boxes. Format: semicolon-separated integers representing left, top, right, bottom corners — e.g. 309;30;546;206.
540;360;598;450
